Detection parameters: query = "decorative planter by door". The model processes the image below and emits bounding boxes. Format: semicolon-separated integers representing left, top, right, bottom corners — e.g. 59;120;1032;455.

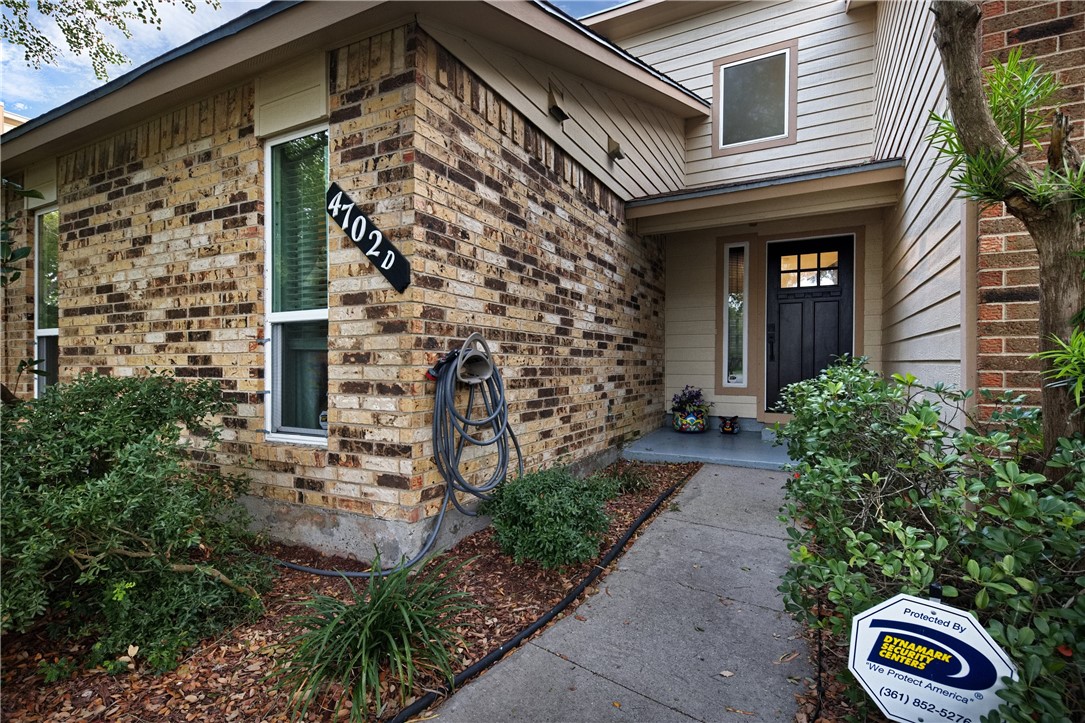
672;410;707;433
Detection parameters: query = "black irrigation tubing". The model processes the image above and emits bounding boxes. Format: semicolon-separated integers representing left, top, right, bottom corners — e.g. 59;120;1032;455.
388;467;697;723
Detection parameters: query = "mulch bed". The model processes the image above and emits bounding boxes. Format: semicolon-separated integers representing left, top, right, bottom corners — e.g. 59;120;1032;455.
1;460;702;722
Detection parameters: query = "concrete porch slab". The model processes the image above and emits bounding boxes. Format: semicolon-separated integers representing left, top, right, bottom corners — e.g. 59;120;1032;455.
623;426;792;469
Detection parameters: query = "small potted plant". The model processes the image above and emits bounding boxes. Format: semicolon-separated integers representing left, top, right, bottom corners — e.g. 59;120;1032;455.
670;385;713;433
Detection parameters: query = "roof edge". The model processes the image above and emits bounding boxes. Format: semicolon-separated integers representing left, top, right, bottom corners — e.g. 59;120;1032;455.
531;0;708;109
628;158;907;208
0;1;302;146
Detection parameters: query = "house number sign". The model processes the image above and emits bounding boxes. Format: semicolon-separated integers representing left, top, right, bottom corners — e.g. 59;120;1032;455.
326;182;410;293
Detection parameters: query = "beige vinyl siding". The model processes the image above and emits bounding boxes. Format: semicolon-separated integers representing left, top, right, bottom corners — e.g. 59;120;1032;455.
665;231;763;418
420;21;687;199
874;0;967;390
615;0;876;187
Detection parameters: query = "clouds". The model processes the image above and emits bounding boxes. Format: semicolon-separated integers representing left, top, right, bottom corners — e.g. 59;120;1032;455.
1;1;620;122
1;0;260;120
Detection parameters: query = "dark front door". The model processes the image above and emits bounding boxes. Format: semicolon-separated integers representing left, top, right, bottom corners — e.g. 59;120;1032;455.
765;236;854;411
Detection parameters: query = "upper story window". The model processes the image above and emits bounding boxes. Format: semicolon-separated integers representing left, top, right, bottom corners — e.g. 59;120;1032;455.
265;127;329;444
712;40;798;156
35;207;59;396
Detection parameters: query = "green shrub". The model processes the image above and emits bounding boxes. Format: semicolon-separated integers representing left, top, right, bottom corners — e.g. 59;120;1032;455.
1;372;270;670
777;358;1084;721
273;554;473;721
482;467;618;569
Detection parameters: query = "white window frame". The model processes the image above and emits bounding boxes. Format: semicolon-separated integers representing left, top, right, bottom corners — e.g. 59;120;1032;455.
722;241;749;388
34;206;59;398
264;124;330;446
713;40;797;156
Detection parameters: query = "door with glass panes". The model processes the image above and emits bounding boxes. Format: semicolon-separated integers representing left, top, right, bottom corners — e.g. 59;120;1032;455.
765;236;853;411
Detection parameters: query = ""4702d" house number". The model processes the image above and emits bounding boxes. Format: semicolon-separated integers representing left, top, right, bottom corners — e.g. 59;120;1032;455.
325;182;410;293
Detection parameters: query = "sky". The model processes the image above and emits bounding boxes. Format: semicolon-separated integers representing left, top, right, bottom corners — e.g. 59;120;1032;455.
1;1;626;122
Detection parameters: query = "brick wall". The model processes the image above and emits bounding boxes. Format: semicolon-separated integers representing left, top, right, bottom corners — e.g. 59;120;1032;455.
409;30;665;495
1;22;665;558
976;0;1083;414
1;183;34;397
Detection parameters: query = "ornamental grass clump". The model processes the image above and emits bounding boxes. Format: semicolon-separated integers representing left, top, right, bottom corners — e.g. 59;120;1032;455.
274;554;474;722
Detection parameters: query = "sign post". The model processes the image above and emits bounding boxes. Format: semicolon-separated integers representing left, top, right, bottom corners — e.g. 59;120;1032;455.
849;593;1017;723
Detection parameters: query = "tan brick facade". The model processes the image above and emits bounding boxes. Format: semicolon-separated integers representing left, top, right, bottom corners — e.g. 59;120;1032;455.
976;0;1083;415
1;24;664;559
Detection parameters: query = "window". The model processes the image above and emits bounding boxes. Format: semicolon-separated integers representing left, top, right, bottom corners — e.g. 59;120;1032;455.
713;41;797;155
722;243;747;386
35;207;59;396
265;127;329;442
779;250;838;289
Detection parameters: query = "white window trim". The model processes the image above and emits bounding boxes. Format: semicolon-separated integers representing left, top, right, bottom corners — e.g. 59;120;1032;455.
722;241;749;388
34;205;59;398
263;124;330;446
714;41;796;154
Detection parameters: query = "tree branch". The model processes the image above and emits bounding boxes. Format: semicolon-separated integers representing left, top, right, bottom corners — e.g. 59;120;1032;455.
71;549;259;598
930;0;1038;209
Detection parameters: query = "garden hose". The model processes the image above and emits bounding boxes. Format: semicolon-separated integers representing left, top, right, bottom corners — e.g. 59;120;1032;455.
277;333;522;578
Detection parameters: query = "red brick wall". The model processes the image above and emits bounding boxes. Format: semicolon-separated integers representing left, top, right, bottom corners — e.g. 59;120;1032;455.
976;0;1083;413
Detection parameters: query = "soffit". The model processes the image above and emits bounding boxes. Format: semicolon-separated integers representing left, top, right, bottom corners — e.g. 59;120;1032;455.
628;160;906;234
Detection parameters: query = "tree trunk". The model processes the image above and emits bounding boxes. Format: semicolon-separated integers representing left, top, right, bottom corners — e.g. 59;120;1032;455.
932;0;1085;467
1031;213;1085;454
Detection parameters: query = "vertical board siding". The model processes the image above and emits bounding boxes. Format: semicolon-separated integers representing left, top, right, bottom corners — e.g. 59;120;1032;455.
874;0;965;388
618;0;876;187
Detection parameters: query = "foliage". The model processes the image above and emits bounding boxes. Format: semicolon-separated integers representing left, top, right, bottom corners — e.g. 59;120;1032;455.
1;178;43;287
597;463;652;495
928;45;1084;215
1036;326;1085;414
0;372;270;671
777;358;1084;720
273;554;473;722
1;0;220;80
482;467;618;569
670;385;713;415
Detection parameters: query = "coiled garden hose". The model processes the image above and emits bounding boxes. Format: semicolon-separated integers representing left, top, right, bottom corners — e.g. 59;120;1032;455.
277;333;522;578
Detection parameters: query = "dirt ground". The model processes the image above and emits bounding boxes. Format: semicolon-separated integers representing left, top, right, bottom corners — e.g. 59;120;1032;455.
1;461;704;722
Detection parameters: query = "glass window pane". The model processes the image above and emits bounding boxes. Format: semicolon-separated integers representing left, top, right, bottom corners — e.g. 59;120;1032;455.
37;210;59;330
721;51;787;146
800;271;818;287
273;132;328;313
725;246;745;385
36;336;59;395
780;255;798;271
781;272;798;288
820;268;838;286
277;320;328;433
800;253;818;270
821;251;838;269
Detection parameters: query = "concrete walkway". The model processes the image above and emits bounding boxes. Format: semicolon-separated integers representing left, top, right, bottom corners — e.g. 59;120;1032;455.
432;464;811;722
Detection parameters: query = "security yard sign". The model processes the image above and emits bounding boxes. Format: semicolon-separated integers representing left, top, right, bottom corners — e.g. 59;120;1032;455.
849;593;1017;723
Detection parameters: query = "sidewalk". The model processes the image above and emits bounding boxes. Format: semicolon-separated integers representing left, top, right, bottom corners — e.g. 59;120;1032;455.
431;464;811;722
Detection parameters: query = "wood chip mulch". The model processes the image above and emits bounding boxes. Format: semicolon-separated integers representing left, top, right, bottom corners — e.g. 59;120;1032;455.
1;461;701;722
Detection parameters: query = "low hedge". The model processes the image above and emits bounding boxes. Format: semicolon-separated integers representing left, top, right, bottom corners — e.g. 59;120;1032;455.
777;358;1083;721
